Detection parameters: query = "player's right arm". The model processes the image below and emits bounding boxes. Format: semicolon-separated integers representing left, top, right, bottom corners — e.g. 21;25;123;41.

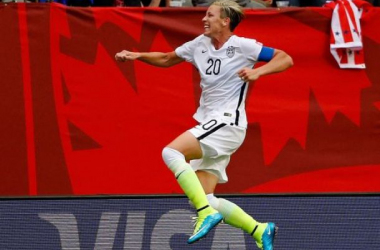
115;50;184;68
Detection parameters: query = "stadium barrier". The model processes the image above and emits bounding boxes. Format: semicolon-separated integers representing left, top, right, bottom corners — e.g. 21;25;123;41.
0;194;379;249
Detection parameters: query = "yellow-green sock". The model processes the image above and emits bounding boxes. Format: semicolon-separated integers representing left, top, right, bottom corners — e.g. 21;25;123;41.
170;159;215;216
214;198;265;240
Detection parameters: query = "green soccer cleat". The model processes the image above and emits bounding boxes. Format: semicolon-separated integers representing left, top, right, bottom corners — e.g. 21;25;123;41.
254;222;278;250
187;212;223;244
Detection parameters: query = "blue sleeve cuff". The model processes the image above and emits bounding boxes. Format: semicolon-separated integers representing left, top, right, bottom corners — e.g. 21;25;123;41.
258;47;275;62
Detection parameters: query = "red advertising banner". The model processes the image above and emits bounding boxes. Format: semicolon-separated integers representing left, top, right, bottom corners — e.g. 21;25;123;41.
1;3;380;196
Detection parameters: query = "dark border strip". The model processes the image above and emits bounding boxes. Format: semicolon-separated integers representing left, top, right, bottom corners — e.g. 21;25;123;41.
197;123;227;140
235;82;247;126
0;192;379;201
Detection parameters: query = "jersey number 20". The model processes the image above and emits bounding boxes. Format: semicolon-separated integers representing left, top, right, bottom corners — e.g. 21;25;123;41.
206;59;221;75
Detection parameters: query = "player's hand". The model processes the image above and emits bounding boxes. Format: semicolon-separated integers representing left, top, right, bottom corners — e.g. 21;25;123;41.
238;68;261;82
115;50;140;62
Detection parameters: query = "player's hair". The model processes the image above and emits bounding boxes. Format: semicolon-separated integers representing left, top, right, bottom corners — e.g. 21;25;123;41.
211;0;245;32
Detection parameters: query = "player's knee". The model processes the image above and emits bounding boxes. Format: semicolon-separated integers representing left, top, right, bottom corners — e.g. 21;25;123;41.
162;147;186;173
206;193;220;210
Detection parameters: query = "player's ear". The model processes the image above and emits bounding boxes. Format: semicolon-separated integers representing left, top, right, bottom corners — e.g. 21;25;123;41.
223;17;230;27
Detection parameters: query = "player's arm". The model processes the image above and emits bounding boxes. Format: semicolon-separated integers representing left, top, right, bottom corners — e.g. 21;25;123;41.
115;50;184;68
238;48;293;82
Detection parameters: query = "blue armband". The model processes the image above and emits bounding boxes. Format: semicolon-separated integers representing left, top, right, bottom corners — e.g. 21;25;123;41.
258;46;275;62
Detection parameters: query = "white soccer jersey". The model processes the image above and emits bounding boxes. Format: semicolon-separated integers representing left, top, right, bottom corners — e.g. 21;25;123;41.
175;34;263;129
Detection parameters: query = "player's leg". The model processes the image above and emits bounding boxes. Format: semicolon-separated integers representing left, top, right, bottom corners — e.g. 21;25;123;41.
197;171;277;250
197;170;264;234
162;131;222;244
208;194;277;250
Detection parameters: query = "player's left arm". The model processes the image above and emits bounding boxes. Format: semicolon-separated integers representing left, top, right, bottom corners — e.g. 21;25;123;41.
238;48;293;82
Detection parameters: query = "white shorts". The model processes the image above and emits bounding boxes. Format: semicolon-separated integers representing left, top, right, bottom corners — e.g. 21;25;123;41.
188;119;246;183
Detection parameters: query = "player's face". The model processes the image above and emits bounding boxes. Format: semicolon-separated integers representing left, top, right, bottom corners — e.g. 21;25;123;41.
202;5;227;38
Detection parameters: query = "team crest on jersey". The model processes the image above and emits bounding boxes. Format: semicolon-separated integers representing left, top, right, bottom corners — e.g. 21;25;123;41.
226;46;235;58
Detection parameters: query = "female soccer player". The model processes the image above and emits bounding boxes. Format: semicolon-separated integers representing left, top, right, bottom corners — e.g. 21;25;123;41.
115;1;293;249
